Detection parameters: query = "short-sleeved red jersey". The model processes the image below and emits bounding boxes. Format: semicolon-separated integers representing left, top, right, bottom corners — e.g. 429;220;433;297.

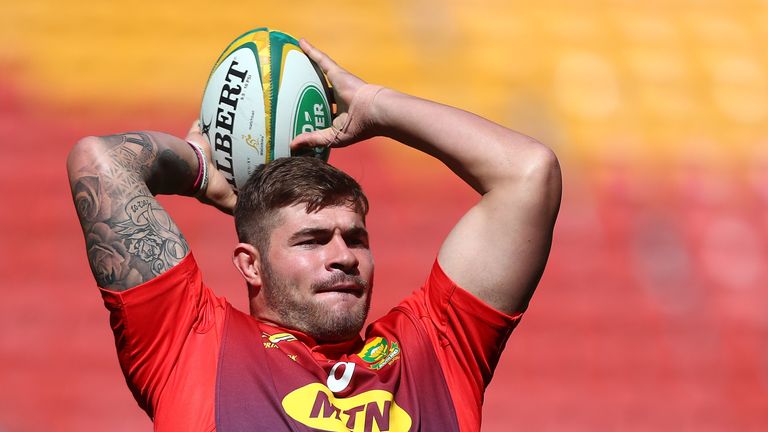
100;254;520;431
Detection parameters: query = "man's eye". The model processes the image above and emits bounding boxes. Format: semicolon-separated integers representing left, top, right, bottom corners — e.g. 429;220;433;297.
347;237;369;248
296;236;332;246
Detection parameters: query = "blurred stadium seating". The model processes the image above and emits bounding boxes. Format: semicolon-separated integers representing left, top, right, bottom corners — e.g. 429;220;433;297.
1;1;766;430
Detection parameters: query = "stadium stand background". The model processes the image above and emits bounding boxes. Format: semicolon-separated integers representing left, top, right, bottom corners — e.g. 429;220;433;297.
1;0;766;430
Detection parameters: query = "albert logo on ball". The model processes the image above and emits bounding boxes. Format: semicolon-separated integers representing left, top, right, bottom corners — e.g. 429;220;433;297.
200;28;332;190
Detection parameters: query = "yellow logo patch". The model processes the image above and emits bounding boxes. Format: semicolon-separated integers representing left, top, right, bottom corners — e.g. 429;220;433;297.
282;383;412;432
269;332;298;343
357;337;400;370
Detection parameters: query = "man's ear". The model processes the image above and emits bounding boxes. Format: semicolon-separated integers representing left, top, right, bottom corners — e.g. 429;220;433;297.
233;243;263;290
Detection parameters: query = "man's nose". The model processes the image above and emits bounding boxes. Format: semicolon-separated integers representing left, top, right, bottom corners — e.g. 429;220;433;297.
326;233;359;273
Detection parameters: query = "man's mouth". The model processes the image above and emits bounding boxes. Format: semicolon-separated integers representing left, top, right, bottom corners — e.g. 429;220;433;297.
312;275;368;297
315;283;363;296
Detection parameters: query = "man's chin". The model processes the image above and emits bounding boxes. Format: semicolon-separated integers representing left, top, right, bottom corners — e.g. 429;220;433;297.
307;302;368;342
308;322;364;343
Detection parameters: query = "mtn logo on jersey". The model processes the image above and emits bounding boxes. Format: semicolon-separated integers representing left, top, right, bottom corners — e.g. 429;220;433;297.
282;383;412;432
357;337;400;370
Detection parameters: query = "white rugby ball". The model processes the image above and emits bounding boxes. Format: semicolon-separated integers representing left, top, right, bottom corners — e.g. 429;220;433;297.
199;28;332;190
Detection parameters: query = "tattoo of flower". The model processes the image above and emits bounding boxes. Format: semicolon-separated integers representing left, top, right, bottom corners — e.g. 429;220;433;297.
116;196;188;276
73;176;112;222
125;230;164;262
86;222;138;287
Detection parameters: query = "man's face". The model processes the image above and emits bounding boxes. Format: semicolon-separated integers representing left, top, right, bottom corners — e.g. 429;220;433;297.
258;203;374;342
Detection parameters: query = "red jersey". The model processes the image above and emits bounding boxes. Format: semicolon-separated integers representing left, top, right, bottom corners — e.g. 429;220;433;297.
100;254;520;431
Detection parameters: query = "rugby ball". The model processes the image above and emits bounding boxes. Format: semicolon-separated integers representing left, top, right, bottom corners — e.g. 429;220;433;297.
199;28;332;190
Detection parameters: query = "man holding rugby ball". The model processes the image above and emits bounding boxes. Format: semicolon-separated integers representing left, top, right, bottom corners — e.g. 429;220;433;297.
67;39;561;431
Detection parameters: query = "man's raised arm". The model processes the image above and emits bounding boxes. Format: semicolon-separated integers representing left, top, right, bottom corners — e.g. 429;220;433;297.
66;127;236;291
293;40;562;315
379;91;562;314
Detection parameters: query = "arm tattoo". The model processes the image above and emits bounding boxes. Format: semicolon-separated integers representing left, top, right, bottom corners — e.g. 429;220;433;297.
71;132;191;291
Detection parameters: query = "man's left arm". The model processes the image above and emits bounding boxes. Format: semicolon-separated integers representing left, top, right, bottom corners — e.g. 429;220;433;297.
374;90;561;315
293;40;562;315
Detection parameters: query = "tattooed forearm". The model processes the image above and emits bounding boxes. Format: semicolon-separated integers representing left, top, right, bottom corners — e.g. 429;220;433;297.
68;132;195;291
148;148;198;195
106;132;155;176
84;194;188;289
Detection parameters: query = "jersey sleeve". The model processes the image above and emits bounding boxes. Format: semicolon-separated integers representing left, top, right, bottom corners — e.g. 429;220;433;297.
398;259;522;431
98;253;217;418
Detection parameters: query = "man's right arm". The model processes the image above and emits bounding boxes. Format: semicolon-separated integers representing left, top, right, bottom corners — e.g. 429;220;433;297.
66;128;235;291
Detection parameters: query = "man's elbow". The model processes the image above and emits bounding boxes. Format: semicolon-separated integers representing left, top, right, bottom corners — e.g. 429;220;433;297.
66;136;104;180
509;139;561;187
503;141;562;214
527;145;561;188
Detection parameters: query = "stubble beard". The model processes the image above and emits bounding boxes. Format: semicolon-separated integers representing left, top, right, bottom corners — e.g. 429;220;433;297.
261;259;372;343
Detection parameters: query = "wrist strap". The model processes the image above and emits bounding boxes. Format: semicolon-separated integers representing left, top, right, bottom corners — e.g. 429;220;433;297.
187;141;209;197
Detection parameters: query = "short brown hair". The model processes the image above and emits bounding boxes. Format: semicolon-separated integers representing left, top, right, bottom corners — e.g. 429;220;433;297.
234;157;369;252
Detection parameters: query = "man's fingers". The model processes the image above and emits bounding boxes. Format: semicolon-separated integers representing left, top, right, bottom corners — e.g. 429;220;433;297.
189;120;200;135
290;127;338;150
300;38;340;77
186;119;213;156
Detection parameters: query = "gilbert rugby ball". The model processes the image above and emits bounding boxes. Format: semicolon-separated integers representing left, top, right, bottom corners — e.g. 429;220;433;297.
200;28;332;190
